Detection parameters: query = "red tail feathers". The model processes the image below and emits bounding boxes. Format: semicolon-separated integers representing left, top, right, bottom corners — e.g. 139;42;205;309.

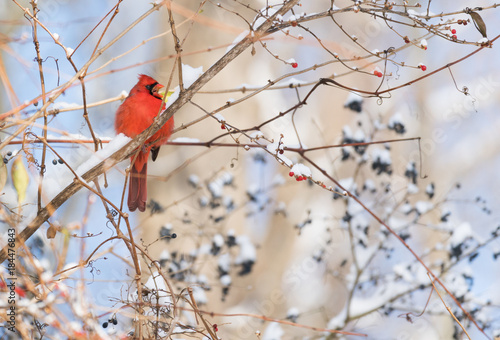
128;152;148;212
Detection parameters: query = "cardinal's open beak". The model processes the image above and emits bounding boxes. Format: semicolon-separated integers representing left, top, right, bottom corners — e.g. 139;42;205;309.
152;84;165;98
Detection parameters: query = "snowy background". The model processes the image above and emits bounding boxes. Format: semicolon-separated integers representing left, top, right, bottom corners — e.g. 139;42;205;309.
0;0;499;339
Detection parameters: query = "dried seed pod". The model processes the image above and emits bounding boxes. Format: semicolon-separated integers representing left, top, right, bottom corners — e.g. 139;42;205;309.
468;11;487;38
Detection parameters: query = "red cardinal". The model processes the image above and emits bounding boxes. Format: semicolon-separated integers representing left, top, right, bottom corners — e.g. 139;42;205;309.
115;74;174;212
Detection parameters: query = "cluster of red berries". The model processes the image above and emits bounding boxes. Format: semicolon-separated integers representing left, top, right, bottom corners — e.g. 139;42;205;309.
450;28;458;40
373;70;383;77
457;19;468;26
289;171;307;181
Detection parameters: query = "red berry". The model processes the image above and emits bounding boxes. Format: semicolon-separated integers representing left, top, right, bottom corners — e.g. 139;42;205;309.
297;176;303;181
458;19;463;25
403;36;410;43
420;65;427;71
452;35;457;40
451;29;456;34
291;62;298;68
291;21;297;27
15;287;26;298
221;124;226;129
279;149;284;154
463;21;467;26
289;171;294;177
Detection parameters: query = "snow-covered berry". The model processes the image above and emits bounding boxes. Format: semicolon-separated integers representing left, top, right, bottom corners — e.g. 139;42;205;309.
420;39;428;50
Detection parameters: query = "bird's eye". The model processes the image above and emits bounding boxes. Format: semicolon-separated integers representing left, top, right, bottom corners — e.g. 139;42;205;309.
145;82;159;95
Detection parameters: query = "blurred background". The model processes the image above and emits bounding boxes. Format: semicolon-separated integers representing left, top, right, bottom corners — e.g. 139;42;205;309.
1;0;499;339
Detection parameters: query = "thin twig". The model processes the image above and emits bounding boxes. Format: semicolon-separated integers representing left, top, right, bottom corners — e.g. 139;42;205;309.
427;272;472;340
